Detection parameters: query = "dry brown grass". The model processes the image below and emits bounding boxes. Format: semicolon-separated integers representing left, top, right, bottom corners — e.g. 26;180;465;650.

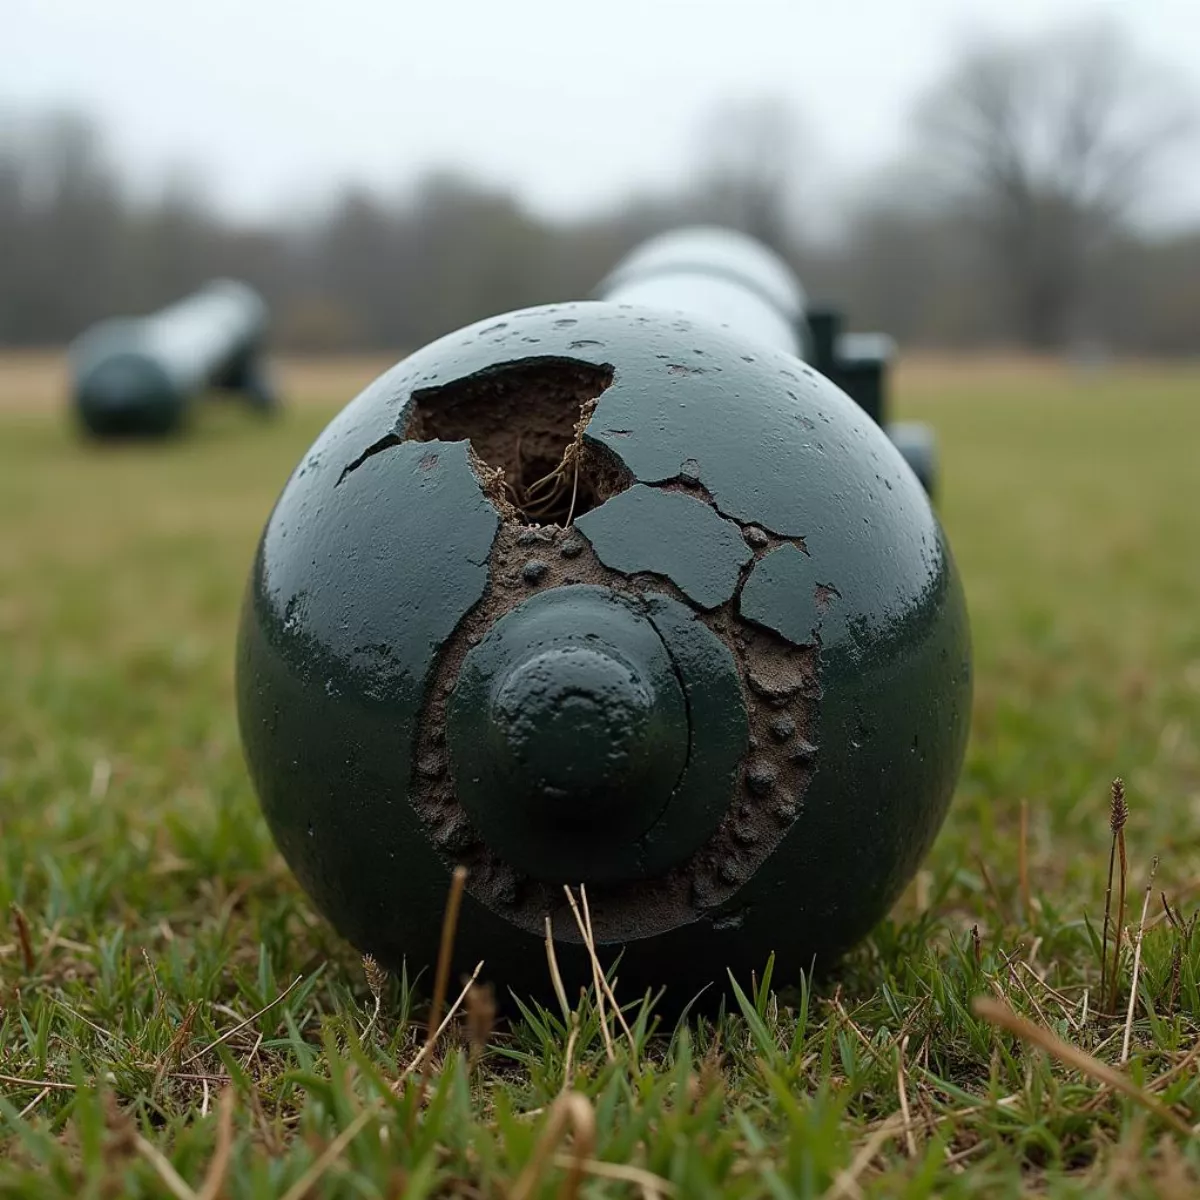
0;350;69;413
270;354;405;407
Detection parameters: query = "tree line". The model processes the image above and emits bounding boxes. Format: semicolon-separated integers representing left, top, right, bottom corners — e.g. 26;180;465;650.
1;19;1196;356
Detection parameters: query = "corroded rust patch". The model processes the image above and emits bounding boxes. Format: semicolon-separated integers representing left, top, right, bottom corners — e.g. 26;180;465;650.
410;517;820;944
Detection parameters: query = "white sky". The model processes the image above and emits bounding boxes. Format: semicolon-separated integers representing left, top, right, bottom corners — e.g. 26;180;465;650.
5;0;1199;228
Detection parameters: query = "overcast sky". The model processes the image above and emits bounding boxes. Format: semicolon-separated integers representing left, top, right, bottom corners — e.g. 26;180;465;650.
5;0;1199;227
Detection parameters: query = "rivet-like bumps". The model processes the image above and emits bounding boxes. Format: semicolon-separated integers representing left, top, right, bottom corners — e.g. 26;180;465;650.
235;300;972;1006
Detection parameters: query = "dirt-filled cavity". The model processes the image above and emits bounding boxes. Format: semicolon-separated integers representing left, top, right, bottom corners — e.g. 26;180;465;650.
407;358;626;525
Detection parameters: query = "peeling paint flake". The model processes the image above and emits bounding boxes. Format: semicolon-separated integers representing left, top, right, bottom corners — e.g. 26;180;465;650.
575;485;751;610
739;544;820;645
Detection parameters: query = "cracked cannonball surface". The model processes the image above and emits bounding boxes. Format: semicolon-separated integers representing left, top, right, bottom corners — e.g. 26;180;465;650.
236;301;972;1003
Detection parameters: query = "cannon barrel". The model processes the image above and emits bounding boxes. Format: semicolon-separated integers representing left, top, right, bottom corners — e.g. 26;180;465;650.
597;228;938;497
236;249;971;1008
595;226;809;357
69;279;276;437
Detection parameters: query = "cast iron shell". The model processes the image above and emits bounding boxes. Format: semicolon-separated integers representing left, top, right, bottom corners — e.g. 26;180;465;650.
236;300;972;1004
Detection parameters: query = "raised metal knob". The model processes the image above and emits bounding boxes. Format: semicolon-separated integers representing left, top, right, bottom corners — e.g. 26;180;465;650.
447;587;689;884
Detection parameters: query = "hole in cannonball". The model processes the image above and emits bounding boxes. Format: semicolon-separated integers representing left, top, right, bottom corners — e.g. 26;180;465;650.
408;357;628;525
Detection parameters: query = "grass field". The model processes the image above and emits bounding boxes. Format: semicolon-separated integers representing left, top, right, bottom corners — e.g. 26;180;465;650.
1;352;1199;1197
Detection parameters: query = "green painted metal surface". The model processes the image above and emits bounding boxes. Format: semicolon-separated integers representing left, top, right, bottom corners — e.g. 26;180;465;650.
575;485;752;609
70;279;275;437
739;545;821;645
808;308;939;497
600;230;939;497
236;300;972;1006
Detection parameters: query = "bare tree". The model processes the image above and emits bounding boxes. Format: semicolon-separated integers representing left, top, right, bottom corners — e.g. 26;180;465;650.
690;97;808;256
0;109;131;341
916;19;1194;349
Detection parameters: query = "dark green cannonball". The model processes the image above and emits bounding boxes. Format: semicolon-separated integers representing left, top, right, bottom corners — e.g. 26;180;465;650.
235;301;972;1004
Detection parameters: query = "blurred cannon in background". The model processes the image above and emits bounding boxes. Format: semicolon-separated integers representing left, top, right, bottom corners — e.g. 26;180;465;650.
69;280;277;437
596;228;939;497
